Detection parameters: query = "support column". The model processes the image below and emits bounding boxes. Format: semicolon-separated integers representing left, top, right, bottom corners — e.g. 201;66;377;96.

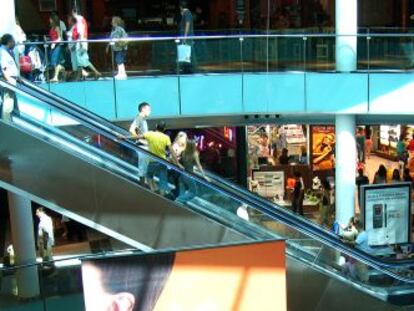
335;0;357;71
0;0;16;36
8;192;40;298
236;126;248;188
335;115;356;226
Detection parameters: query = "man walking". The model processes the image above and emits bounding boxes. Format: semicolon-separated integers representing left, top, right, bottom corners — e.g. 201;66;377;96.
178;1;195;73
36;207;54;262
0;34;20;121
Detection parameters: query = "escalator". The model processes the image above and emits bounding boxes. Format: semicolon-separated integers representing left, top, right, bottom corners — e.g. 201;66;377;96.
2;79;414;308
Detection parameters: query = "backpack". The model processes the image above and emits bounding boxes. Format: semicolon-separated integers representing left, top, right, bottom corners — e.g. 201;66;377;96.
19;55;32;73
114;27;128;49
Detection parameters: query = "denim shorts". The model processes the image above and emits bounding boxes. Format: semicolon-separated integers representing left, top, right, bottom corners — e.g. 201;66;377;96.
114;50;127;65
50;45;62;66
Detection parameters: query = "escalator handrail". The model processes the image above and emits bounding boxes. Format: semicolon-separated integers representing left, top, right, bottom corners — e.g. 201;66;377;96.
10;80;414;274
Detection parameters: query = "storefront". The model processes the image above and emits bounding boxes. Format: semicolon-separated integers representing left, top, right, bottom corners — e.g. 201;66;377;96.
246;124;335;224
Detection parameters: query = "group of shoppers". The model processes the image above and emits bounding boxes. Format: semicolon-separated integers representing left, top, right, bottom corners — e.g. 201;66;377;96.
13;0;195;82
14;9;130;82
125;102;208;202
46;9;103;81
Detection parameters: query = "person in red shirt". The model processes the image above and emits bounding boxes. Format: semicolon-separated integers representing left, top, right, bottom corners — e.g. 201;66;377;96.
408;133;414;153
71;8;101;79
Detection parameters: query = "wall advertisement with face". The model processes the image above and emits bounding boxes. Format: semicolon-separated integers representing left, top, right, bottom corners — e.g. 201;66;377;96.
82;241;287;311
311;126;335;171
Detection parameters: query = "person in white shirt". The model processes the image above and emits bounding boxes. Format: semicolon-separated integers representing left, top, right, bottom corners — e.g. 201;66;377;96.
0;34;20;121
36;207;55;261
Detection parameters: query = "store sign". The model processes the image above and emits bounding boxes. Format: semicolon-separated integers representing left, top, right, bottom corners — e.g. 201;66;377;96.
361;183;411;247
311;126;335;171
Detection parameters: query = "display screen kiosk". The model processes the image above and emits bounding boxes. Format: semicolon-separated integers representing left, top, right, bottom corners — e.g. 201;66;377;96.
360;183;411;247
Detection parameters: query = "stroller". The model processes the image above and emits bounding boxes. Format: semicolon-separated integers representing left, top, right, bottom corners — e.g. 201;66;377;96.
21;43;46;83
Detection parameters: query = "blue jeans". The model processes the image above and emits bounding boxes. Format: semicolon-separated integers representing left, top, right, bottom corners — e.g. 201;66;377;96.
50;45;62;67
147;162;168;193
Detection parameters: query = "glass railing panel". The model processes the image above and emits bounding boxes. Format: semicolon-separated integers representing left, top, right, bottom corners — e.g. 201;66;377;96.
368;35;412;71
19;34;414;83
304;35;335;71
188;37;243;74
239;36;267;72
358;35;370;71
127;39;177;76
312;242;414;291
40;263;84;311
36;41;111;83
268;36;306;72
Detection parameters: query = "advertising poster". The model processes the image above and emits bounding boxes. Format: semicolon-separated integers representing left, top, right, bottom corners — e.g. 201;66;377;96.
362;183;411;247
253;171;285;199
311;126;335;171
82;241;286;311
379;125;401;149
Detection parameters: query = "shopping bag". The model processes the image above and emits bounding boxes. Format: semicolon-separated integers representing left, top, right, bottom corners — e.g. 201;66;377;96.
177;44;191;63
2;95;14;114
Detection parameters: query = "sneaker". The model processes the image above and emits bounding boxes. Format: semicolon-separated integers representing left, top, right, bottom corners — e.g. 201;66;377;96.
115;73;127;80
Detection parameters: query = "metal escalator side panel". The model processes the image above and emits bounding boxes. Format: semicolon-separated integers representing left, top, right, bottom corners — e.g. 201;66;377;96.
0;120;249;250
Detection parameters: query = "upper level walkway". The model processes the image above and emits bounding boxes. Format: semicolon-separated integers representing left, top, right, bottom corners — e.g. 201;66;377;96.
25;33;414;121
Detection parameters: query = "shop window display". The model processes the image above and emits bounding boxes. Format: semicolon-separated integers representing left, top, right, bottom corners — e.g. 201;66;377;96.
246;124;338;228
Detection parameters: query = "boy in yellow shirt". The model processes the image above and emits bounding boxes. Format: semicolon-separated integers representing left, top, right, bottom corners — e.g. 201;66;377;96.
142;122;180;195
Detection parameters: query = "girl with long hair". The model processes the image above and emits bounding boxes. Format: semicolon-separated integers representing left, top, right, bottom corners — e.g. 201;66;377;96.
49;14;64;82
176;139;208;203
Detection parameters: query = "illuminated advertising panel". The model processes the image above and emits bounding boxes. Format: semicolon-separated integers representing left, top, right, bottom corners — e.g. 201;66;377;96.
82;241;287;311
361;183;411;246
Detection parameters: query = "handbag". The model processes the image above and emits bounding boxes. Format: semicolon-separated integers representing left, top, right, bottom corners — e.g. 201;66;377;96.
2;94;14;114
177;44;191;63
